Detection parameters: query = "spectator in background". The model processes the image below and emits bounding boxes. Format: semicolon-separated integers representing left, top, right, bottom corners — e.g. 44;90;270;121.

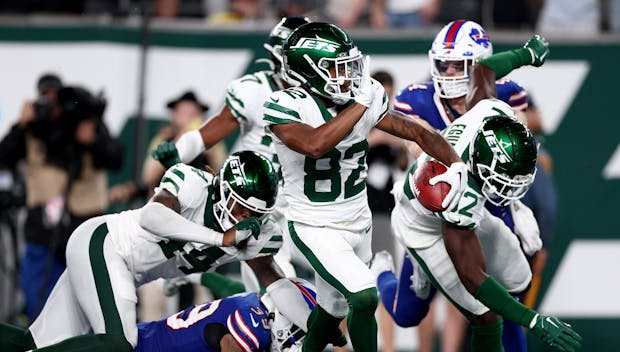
207;0;272;25
370;0;441;29
537;0;603;37
0;74;123;322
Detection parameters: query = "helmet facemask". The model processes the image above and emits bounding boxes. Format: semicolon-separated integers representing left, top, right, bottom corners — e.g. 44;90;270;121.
299;46;363;104
474;157;536;206
430;57;475;99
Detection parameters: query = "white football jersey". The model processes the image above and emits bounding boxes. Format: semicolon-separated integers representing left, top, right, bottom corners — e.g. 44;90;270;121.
263;80;389;232
105;163;282;286
226;70;283;169
392;99;516;249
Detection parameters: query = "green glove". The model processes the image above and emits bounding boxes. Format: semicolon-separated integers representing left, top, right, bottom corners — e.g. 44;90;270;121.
530;314;582;351
233;217;261;243
152;142;181;169
524;34;550;67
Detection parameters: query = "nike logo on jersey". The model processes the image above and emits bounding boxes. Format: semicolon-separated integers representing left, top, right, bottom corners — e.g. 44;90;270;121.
271;96;279;103
250;313;260;327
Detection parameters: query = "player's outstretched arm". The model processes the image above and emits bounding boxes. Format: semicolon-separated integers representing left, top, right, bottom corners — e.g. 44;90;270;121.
442;223;582;351
140;189;258;247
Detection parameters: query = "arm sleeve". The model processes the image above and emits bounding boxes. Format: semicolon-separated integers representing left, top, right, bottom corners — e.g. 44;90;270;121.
265;278;311;331
139;201;224;246
176;129;205;164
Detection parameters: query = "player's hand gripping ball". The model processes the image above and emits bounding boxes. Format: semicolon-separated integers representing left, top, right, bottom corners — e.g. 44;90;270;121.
413;160;452;212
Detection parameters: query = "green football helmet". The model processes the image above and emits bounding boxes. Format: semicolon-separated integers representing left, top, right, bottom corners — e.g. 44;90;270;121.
214;151;278;230
264;16;312;86
469;116;537;206
282;22;364;104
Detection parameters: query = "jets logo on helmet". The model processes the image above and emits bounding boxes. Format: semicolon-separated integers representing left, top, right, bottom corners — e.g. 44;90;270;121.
228;157;248;186
482;129;513;164
291;37;341;53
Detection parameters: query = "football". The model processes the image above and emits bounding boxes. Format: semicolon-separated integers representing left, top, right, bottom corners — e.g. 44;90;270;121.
413;160;451;212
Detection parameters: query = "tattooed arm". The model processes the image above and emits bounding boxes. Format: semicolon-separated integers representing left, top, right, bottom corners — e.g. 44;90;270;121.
376;109;461;166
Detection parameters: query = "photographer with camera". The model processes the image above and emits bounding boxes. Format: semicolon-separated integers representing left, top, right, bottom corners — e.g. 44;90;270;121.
0;73;123;323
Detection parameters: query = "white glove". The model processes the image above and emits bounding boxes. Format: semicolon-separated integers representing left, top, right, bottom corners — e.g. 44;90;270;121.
511;200;542;256
352;56;373;107
429;161;468;211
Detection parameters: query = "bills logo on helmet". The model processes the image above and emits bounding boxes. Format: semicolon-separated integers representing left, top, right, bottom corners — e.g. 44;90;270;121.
291;36;340;53
229;157;248;186
469;28;490;48
483;130;512;164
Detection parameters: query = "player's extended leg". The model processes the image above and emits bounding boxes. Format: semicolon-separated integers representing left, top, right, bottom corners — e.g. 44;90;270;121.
288;221;378;352
406;240;504;351
477;212;532;352
29;218;135;352
373;251;436;327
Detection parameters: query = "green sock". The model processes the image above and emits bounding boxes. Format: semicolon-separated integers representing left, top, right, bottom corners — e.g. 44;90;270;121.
200;272;246;299
471;320;504;352
477;48;533;79
347;288;378;352
302;305;343;352
33;334;132;352
0;322;36;352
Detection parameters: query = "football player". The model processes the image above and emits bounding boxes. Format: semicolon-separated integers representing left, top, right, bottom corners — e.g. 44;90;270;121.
382;35;582;351
0;151;311;352
377;20;542;352
262;22;469;352
135;278;317;352
152;16;312;287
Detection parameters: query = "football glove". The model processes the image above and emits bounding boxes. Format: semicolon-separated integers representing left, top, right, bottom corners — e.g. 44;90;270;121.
511;200;543;256
524;35;550;67
429;161;468;211
351;55;373;107
233;217;261;243
152;141;181;169
530;314;582;352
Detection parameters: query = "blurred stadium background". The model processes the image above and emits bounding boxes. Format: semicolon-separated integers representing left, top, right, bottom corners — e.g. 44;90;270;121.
0;1;618;351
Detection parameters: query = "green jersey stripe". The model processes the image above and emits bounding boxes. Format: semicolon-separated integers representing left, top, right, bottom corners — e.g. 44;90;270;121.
264;102;301;120
264;114;300;125
172;168;185;181
226;90;245;109
259;247;279;254
161;176;179;193
225;96;248;121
